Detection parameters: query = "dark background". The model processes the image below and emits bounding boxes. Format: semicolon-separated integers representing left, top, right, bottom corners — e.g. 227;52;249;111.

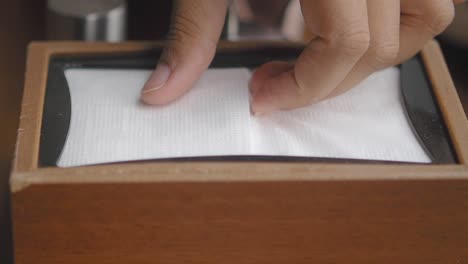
0;1;467;264
0;1;173;263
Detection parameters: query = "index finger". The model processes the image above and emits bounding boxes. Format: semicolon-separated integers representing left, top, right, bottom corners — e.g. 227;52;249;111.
141;0;228;105
251;0;370;114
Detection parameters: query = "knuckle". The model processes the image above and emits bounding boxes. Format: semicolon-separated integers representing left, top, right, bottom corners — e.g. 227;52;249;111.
428;7;455;35
165;10;218;58
168;12;203;43
365;39;400;70
408;0;455;36
333;28;371;58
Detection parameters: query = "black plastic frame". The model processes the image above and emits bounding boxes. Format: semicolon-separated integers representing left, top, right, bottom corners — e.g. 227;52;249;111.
39;47;456;167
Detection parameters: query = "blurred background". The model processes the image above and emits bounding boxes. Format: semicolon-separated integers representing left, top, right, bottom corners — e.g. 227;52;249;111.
1;1;467;263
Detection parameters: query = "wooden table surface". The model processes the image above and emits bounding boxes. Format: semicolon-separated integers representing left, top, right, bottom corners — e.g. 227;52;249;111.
0;2;467;263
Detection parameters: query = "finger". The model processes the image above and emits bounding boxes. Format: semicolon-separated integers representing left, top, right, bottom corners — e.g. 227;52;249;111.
398;0;455;60
328;0;401;98
251;0;370;114
141;0;228;105
331;0;458;98
249;62;293;97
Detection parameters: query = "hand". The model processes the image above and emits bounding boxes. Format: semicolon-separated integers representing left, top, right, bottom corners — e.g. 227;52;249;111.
141;0;465;115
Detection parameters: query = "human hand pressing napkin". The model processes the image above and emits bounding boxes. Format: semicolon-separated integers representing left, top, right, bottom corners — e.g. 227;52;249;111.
140;0;465;114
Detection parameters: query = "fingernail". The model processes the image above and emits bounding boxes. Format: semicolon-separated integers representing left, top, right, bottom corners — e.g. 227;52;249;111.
250;103;264;116
252;111;265;117
141;63;171;94
250;103;261;116
248;68;260;96
251;99;275;116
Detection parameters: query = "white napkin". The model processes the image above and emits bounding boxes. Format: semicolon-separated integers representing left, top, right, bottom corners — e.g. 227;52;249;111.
58;67;430;167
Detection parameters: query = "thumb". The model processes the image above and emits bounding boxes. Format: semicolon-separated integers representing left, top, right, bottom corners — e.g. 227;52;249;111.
141;0;228;105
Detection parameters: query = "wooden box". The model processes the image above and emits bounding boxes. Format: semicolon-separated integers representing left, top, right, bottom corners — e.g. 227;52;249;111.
11;41;468;264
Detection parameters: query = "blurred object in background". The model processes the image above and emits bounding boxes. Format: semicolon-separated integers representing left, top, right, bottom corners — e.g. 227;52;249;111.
227;0;304;42
47;0;127;42
126;1;171;40
440;2;468;49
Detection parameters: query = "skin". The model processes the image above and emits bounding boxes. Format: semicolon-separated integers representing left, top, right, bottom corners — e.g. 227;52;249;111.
141;0;466;115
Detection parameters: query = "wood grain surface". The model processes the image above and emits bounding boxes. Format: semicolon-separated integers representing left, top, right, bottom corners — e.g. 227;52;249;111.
10;40;468;264
422;41;468;163
13;180;468;264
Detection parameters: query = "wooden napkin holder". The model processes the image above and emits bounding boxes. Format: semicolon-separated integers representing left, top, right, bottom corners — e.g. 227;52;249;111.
11;41;468;264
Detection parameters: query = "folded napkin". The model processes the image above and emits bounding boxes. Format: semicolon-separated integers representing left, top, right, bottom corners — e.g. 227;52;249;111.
58;67;430;167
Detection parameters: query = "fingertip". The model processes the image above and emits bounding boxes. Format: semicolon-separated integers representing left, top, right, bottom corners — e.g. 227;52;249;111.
250;77;285;116
140;63;173;105
251;66;321;114
249;68;262;97
140;87;174;106
249;61;294;96
142;63;171;88
251;94;277;116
